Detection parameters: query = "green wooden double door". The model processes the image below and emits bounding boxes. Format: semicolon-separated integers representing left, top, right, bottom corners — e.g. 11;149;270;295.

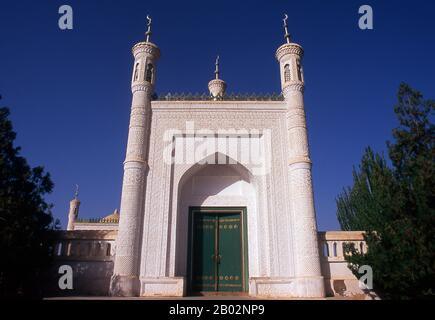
189;208;248;293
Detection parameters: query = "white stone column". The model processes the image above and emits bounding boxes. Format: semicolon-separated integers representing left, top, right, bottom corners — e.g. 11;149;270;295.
110;41;160;296
276;43;325;297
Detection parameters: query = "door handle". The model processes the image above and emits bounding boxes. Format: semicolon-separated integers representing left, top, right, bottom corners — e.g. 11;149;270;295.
211;254;222;263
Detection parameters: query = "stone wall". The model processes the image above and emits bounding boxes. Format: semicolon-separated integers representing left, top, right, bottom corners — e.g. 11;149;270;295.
47;229;366;297
318;231;367;297
46;230;116;297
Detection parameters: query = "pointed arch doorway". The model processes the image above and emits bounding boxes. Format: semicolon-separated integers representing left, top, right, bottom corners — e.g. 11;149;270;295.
176;153;257;295
187;207;249;294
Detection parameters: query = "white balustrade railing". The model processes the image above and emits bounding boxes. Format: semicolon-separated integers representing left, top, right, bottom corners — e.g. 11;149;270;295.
318;231;367;261
53;230;117;260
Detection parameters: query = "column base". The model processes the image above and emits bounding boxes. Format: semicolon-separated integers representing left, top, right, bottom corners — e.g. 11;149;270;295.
140;277;185;297
292;276;325;298
249;276;325;298
109;274;140;297
249;277;295;297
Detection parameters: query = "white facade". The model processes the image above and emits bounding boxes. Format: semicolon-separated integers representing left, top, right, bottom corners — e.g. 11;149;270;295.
109;23;325;298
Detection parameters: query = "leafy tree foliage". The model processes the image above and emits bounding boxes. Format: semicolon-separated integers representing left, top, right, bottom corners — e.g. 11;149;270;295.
336;83;435;299
0;101;58;298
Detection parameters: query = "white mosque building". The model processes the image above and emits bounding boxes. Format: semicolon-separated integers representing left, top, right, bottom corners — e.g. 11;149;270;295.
57;16;368;299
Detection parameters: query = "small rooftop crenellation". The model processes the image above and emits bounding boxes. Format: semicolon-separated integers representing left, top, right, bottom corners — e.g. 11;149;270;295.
152;92;284;102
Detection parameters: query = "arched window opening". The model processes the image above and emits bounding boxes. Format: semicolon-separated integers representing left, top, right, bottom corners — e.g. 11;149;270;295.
333;242;338;257
145;63;153;82
133;63;139;81
296;59;303;81
96;242;102;256
284;64;291;82
75;242;81;256
342;242;347;256
106;243;111;256
87;242;92;256
323;243;329;257
56;242;63;256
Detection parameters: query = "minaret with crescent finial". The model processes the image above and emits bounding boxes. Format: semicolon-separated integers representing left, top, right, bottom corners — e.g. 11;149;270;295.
110;14;160;297
276;14;325;298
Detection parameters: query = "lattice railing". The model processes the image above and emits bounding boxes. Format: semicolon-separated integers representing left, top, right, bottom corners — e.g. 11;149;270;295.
75;218;119;224
152;92;284;101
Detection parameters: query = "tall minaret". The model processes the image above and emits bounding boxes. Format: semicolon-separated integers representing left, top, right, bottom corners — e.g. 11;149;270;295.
276;14;325;297
66;185;80;231
110;15;160;297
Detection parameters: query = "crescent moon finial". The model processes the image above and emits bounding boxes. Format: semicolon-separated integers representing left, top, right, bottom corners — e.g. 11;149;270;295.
145;15;152;42
74;184;79;199
283;13;291;43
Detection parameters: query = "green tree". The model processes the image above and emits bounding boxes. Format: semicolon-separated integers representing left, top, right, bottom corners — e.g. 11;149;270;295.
0;100;58;298
336;83;435;299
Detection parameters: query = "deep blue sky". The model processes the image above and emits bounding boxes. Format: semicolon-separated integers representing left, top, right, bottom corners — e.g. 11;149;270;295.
0;0;434;231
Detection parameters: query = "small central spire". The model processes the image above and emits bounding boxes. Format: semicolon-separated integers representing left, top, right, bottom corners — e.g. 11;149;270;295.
214;55;220;79
208;55;227;100
145;15;152;42
283;14;291;44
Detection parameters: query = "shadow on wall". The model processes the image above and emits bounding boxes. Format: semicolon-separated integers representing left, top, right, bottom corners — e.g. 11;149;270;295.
332;280;347;296
45;261;114;297
44;230;116;297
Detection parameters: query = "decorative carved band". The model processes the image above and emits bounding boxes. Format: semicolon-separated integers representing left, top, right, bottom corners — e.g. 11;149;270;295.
282;82;305;95
132;42;161;59
288;156;312;166
124;158;148;166
288;123;307;130
131;84;154;95
287;109;306;119
275;43;304;61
